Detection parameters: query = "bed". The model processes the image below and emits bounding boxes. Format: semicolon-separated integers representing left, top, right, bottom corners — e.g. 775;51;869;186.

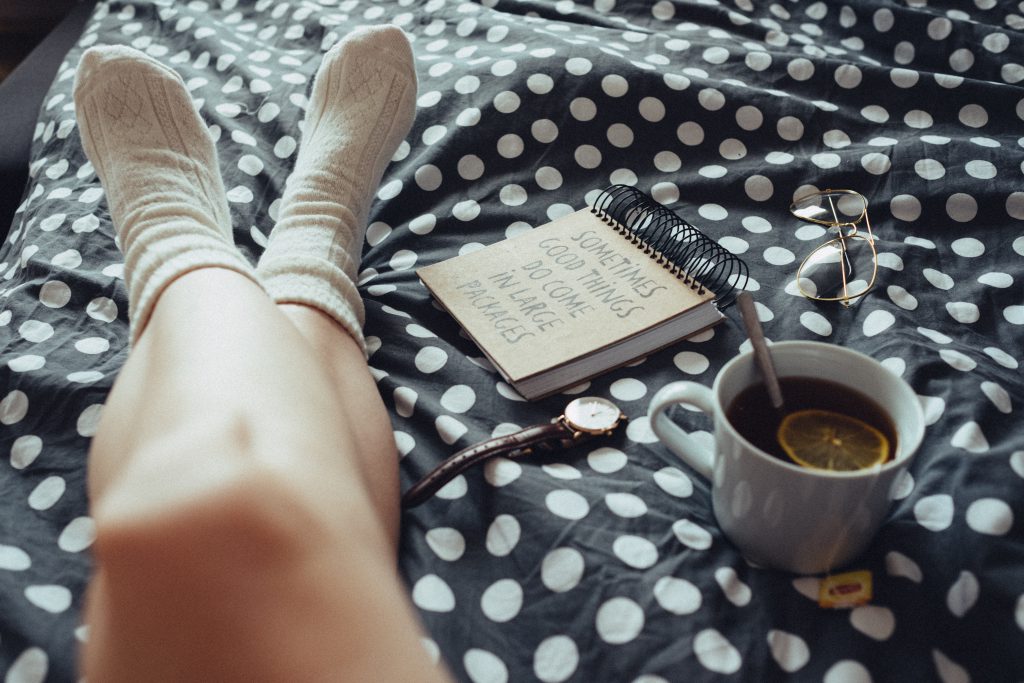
1;1;1022;680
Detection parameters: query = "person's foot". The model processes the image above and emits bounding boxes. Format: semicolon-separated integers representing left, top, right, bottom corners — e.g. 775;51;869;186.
74;45;257;341
256;26;418;353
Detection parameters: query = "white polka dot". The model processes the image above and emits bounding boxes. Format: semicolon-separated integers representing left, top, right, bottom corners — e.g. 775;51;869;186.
75;337;109;355
944;302;979;324
6;647;48;683
50;250;81;270
932;649;970;683
653;467;693;497
71;214;100;233
939;349;977;372
824;660;872;683
412;574;456;612
977;272;1013;288
605;492;648;518
693;629;742;674
984;346;1017;369
850;605;895;641
981;381;1012;414
485;514;521;556
653;576;702;615
484;458;522;488
434;475;466;501
8;355;45;373
905;109;938;129
435;415;467;446
677;121;704;145
463;648;508;683
527;73;554;94
24;584;72;613
273;136;296;158
39;281;72;308
965;159;997;179
587;447;627;475
415;346;448;373
884;286;917;309
28;476;65;510
425;527;466;561
595;597;644;644
862;152;892;174
612;535;658;568
710;567;749;607
799;311;832;336
10;434;42;470
18;320;53;343
480;579;523;623
787;58;814;81
565;57;593;75
545;490;589;520
966;498;1013;535
767;630;809;673
919;395;946;426
885;551;923;583
947;571;979;617
415;164;443;191
915;158;946;180
541;548;585;593
861;105;889;123
946;193;978;222
440;385;476;413
0;543;31;571
609;378;646;401
863;310;895;336
672;351;709;375
540;464;581;485
914;494;954;531
533;635;579;683
923;268;955;290
672;518;712;549
574;144;601;169
835;64;862;88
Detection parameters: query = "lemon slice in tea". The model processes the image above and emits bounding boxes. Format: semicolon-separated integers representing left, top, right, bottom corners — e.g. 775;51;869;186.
777;409;889;471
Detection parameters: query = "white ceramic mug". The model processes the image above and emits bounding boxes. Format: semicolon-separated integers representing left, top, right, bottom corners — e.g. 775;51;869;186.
648;341;924;575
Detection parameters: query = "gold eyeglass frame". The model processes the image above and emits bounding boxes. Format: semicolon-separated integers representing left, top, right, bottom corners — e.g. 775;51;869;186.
790;188;878;307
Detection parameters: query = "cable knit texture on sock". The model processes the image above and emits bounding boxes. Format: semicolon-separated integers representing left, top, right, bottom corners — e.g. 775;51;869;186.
73;45;258;344
257;25;418;354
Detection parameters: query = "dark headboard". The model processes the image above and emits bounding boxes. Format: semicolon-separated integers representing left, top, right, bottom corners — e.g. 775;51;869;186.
0;1;97;239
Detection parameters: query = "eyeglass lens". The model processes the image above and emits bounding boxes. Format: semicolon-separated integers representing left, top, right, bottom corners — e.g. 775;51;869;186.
797;234;876;302
791;191;867;226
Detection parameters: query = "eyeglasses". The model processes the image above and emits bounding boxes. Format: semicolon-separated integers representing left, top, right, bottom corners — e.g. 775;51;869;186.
790;188;878;307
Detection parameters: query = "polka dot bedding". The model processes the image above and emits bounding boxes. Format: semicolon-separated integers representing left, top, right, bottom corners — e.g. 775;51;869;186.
1;0;1022;680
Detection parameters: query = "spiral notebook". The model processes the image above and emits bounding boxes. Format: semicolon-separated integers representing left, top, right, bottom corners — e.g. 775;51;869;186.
417;185;749;400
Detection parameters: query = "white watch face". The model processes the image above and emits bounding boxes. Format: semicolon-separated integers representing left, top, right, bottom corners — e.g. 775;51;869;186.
564;396;622;432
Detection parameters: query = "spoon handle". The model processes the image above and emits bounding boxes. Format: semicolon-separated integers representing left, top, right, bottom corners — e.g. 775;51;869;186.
736;292;784;410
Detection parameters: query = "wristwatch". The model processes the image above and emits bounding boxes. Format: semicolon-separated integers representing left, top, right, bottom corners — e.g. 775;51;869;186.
402;396;627;508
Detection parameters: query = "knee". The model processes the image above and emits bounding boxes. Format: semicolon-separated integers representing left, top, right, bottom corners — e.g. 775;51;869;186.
90;415;334;577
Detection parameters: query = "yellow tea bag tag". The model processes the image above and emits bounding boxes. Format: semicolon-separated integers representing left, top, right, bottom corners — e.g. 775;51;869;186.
818;570;872;608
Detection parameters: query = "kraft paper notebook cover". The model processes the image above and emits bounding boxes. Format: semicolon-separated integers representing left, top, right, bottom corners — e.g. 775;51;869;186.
417;185;749;400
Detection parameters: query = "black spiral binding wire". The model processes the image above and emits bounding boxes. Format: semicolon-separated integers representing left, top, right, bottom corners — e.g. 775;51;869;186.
589;185;748;309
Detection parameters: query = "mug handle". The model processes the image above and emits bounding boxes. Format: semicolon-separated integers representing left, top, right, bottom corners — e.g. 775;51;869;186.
647;382;717;480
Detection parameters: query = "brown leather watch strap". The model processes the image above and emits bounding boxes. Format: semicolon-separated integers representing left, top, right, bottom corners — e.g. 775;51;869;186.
401;421;578;508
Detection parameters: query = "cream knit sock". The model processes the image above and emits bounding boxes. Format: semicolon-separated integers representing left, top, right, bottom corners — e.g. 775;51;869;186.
256;25;418;354
74;45;259;344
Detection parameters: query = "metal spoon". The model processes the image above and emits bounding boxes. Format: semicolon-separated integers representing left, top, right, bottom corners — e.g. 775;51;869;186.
736;292;784;410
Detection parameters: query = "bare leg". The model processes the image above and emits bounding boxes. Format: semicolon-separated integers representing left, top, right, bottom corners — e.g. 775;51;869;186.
73;26;442;680
84;268;449;681
277;302;401;543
